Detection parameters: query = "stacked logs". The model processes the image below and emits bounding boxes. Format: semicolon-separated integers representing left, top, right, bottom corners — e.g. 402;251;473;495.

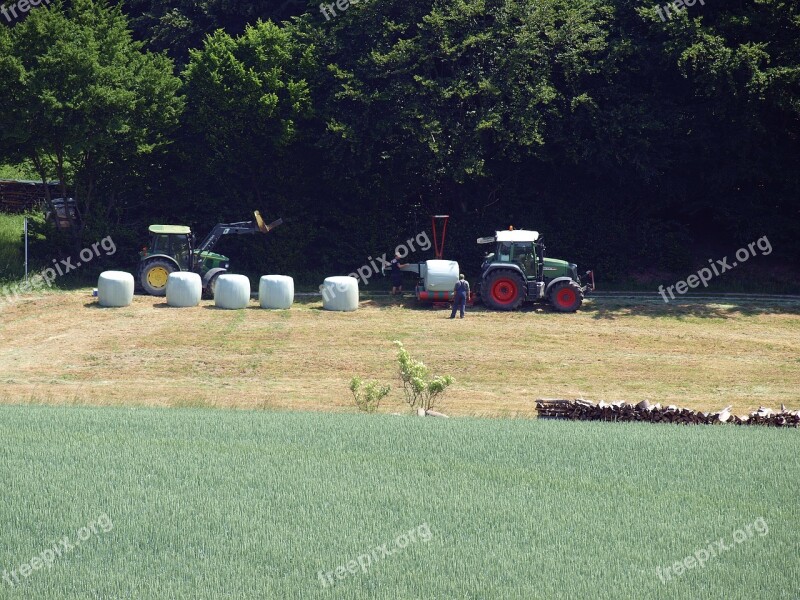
0;180;59;212
535;399;800;427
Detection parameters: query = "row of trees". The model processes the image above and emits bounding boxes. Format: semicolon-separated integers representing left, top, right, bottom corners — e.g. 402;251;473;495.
0;0;797;287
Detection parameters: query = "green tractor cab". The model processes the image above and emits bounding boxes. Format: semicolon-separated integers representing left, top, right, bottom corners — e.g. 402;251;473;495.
138;212;283;297
476;228;594;312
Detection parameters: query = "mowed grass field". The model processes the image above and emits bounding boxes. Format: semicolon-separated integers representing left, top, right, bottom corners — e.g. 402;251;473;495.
0;406;797;599
0;289;798;416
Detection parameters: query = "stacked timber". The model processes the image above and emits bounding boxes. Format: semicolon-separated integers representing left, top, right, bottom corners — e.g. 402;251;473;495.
743;405;800;427
535;398;799;427
0;180;60;212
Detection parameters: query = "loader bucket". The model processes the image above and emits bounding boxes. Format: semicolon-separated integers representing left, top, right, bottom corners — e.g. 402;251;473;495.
255;211;268;233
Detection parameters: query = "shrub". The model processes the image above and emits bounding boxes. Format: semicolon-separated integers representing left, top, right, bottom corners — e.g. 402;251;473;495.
349;376;391;413
393;341;454;412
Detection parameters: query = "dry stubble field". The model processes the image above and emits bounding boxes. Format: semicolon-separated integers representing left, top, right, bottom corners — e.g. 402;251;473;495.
1;290;798;417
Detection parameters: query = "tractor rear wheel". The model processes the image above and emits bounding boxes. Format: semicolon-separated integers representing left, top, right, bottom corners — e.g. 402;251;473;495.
549;281;583;312
203;270;225;299
483;269;525;310
140;259;176;296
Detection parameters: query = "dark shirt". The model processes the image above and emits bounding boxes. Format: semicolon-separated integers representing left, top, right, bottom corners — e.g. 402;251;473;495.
390;258;403;283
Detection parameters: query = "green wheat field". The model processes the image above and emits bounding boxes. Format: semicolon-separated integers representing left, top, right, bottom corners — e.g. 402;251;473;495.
0;405;797;599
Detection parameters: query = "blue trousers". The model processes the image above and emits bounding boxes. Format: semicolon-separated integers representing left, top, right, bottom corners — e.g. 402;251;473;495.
450;293;467;318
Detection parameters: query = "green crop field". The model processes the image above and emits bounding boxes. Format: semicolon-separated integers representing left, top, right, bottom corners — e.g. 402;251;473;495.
1;405;796;599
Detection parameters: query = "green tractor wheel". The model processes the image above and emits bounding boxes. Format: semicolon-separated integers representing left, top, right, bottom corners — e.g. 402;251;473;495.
549;281;584;312
140;259;176;296
483;269;526;310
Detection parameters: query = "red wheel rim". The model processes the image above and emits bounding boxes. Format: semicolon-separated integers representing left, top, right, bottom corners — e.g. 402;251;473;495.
491;278;518;304
556;288;576;306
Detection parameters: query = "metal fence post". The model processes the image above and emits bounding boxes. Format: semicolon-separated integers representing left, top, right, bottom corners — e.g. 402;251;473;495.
24;216;28;282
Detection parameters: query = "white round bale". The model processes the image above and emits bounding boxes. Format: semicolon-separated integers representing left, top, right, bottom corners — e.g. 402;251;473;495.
319;276;359;312
214;274;251;309
166;272;202;307
97;271;134;307
259;275;294;309
424;259;460;292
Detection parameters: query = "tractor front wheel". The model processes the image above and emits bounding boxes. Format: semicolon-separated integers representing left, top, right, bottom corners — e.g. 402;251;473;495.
483;270;525;311
549;281;583;312
140;259;176;296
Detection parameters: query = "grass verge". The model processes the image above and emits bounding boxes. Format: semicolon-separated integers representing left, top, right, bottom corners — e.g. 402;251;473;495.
0;212;25;282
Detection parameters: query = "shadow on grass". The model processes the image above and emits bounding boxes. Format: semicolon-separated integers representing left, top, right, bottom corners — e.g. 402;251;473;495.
582;298;800;320
296;295;566;314
292;295;430;311
83;293;800;321
202;304;242;311
82;301;124;309
147;302;243;309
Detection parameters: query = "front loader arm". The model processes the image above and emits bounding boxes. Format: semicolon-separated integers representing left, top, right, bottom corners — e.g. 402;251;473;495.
195;211;284;253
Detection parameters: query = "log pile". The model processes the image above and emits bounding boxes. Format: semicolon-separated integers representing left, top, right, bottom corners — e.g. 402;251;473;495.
0;180;60;213
535;398;800;427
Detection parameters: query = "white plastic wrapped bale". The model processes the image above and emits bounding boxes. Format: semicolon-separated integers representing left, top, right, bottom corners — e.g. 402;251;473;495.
214;274;251;309
424;260;459;292
166;272;202;307
319;276;359;311
259;275;294;309
97;271;134;307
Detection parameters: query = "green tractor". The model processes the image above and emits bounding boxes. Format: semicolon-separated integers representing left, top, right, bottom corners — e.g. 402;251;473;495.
477;228;594;312
138;211;283;296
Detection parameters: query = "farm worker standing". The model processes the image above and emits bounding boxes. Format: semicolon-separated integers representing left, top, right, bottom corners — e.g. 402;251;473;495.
390;254;408;295
450;274;470;319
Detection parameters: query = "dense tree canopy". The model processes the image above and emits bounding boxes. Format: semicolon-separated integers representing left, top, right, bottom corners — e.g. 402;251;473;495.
0;0;182;250
110;0;308;65
1;0;797;287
